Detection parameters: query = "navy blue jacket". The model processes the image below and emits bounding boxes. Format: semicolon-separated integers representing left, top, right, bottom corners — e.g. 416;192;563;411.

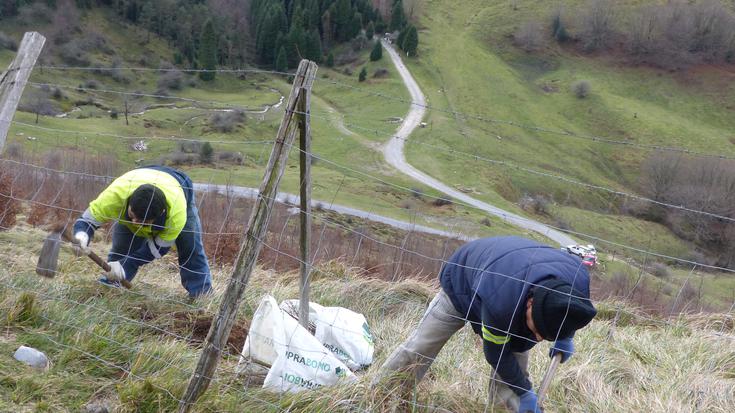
439;236;590;395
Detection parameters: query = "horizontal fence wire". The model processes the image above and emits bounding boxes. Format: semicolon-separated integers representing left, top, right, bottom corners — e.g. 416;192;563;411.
0;60;732;412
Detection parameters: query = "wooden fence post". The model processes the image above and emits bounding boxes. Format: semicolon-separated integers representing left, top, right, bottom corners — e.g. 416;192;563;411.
178;59;317;412
0;32;46;152
298;84;313;329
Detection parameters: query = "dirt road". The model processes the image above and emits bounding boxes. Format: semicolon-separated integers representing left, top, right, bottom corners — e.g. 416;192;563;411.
380;39;576;246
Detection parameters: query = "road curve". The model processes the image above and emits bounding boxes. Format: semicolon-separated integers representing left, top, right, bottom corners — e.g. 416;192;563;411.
380;39;576;246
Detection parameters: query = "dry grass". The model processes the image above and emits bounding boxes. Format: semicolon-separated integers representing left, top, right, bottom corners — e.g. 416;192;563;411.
0;225;734;412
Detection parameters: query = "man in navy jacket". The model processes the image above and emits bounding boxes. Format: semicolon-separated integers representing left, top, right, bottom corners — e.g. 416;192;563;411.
377;236;597;413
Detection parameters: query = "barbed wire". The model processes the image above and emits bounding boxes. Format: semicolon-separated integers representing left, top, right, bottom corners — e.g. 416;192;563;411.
36;66;293;76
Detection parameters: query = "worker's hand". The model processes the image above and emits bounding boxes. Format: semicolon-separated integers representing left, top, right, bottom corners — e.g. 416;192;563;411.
104;261;126;282
518;391;541;413
73;231;90;256
549;338;574;363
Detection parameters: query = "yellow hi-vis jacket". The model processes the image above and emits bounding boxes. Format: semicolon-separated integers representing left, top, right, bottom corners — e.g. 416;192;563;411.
85;168;188;244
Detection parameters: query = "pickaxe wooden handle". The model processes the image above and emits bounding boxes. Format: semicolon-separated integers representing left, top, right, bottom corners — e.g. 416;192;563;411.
60;229;133;289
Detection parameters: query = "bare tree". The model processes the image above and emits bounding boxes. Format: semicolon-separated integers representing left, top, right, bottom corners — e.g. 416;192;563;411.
514;20;545;52
628;5;659;58
404;0;425;21
581;0;615;51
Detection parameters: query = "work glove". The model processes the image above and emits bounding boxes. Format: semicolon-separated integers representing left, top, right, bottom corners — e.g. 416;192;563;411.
549;338;574;363
518;391;542;413
104;261;126;282
73;231;90;256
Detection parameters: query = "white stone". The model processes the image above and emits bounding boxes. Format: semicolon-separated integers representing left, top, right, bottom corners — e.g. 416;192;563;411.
13;345;49;369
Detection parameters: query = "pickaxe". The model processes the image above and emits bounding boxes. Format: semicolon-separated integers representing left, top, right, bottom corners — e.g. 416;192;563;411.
36;224;132;289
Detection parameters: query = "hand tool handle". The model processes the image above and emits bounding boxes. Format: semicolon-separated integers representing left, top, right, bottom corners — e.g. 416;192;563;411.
61;229;133;289
538;353;562;405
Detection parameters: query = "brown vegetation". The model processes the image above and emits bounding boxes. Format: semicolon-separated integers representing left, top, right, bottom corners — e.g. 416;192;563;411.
638;152;735;268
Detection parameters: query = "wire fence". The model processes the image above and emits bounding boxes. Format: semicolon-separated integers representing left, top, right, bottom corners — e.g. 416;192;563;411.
1;57;734;413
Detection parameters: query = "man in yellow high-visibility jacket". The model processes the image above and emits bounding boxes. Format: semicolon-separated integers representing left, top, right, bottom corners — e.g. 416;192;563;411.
72;166;212;297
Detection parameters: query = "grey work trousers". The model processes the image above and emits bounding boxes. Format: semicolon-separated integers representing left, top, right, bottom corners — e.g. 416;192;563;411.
378;289;529;410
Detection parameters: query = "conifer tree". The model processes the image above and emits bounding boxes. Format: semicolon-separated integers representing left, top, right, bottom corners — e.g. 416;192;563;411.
275;46;288;72
199;19;217;81
370;40;382;61
390;0;406;31
326;51;335;67
401;24;418;56
359;67;367;82
366;21;375;39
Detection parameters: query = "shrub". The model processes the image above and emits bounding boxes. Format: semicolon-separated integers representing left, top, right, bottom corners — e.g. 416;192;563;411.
209;110;245;133
410;187;424;199
216;151;244;165
650;262;670;279
164;152;198;166
110;109;118;119
157;70;184;91
358;67;367;82
178;140;202;154
572;80;591;98
432;197;453;207
83;79;99;90
59;41;91;66
326;52;335;67
199;142;214;164
0;32;18;51
373;68;389;78
514;20;545;52
519;194;549;215
0;166;21;231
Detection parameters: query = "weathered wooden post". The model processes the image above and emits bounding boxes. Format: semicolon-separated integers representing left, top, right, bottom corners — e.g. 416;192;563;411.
0;32;46;152
178;59;317;412
298;78;313;329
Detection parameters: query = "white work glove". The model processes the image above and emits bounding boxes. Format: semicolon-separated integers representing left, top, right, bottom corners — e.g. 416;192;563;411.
73;232;90;256
104;261;126;282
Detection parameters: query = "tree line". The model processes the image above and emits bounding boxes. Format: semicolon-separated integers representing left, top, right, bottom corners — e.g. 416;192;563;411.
515;0;735;70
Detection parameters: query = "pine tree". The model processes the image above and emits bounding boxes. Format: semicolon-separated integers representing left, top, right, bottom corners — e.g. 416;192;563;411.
199;141;214;163
390;0;406;32
401;24;418;56
358;67;367;82
275;46;288;72
370;40;382;61
326;51;335;67
348;12;362;40
304;29;322;63
334;0;352;41
366;21;375;40
199;19;217;81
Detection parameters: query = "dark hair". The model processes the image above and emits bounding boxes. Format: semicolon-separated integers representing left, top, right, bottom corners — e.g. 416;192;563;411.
129;184;167;222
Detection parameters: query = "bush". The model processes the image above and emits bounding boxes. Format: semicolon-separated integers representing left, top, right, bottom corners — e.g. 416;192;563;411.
210;110;245;133
157;70;184;91
0;32;18;51
83;80;99;90
164;152;198;166
432;197;453;207
572;80;591;98
358;67;367;82
650;262;670;279
216;151;244;165
199;142;214;164
178;141;202;153
370;41;383;61
373;68;389;78
519;194;549;215
110;109;118;119
514;20;545;52
59;41;91;66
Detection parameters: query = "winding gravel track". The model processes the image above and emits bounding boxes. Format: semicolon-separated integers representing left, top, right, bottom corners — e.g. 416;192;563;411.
380;39;575;246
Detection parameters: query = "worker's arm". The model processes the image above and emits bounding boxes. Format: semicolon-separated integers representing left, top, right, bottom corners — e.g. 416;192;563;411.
481;308;532;396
